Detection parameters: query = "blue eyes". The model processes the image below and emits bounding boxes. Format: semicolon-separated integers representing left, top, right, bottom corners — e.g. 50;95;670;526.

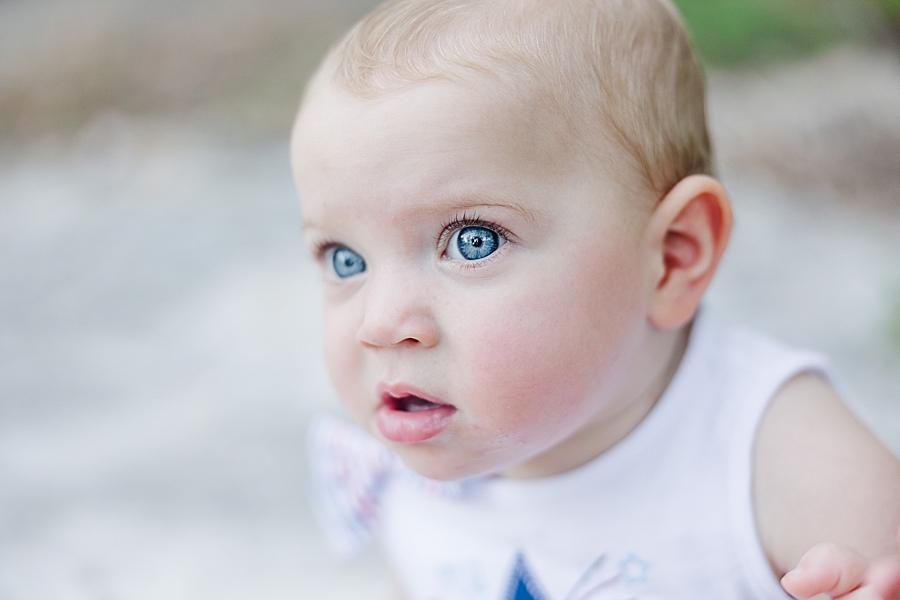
324;222;505;279
447;226;501;261
332;247;366;278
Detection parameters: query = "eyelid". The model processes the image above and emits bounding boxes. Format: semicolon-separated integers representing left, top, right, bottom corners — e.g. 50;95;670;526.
437;213;514;251
310;240;365;281
438;215;515;273
311;239;340;262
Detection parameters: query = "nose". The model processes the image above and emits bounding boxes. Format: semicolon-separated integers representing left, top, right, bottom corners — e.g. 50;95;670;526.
355;266;439;349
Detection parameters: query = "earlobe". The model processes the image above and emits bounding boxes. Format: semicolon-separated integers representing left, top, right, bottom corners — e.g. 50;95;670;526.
647;175;733;330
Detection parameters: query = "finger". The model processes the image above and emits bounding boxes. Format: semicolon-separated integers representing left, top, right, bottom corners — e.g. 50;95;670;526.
838;584;883;600
865;555;900;600
781;543;868;599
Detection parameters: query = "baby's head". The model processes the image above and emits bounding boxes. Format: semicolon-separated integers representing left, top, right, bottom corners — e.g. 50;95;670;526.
291;0;731;481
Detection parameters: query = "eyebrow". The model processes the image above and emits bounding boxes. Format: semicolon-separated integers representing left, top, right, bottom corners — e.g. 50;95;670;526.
440;196;543;223
301;213;320;231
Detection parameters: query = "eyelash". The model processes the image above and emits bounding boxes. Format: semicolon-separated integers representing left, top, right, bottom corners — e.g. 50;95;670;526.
310;212;514;269
438;212;512;246
437;212;513;269
312;238;341;262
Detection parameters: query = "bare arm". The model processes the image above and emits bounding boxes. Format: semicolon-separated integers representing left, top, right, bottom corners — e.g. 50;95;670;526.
754;373;900;598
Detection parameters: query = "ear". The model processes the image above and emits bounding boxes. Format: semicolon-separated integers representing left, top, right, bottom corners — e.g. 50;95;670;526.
647;175;733;330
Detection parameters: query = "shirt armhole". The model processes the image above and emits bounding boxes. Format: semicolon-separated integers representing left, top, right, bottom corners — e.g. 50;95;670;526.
725;335;833;599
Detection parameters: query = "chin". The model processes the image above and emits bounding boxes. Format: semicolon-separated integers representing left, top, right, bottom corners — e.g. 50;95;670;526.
390;445;497;482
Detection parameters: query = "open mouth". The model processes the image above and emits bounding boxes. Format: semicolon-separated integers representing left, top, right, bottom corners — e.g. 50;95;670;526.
377;387;457;443
386;394;447;412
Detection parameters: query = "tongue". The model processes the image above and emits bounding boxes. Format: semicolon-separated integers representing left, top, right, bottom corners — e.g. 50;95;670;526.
397;396;442;412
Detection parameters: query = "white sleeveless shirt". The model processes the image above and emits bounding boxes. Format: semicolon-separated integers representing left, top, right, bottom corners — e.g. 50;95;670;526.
309;311;833;600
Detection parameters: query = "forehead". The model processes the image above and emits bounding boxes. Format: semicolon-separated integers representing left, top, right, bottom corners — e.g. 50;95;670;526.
294;79;573;182
290;77;643;232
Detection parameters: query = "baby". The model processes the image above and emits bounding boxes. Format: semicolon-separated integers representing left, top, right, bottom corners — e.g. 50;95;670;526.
290;0;900;598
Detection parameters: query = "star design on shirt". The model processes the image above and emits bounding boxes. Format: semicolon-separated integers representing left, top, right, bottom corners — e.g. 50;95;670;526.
618;554;649;583
505;553;548;600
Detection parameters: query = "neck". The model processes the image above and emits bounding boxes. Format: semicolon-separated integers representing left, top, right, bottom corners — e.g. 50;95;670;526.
501;322;691;479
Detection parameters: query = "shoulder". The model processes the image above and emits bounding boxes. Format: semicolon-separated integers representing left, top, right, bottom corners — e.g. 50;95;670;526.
753;373;900;576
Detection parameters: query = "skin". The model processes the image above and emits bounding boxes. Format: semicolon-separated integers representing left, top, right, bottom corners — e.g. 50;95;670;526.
757;375;900;599
291;76;900;597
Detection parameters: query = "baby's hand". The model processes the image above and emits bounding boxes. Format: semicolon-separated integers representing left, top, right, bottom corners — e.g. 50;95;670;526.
781;527;900;600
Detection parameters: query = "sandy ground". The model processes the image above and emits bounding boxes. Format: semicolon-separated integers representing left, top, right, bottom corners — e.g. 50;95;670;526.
1;18;899;600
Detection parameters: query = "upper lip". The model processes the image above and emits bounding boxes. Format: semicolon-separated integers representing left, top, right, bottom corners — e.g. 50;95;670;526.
377;382;452;407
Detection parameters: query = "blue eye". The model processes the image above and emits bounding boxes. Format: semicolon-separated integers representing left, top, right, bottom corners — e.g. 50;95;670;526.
332;247;366;278
448;226;501;261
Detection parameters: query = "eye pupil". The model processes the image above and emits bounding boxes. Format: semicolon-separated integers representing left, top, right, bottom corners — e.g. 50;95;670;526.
332;247;366;278
456;226;498;260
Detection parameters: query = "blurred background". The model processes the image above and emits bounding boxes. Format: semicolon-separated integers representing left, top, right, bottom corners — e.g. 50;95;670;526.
1;0;899;598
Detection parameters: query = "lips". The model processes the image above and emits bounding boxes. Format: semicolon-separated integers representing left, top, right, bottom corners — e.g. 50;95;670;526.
376;385;457;443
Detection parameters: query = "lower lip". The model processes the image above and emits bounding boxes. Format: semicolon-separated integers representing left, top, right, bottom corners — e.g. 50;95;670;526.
376;403;457;443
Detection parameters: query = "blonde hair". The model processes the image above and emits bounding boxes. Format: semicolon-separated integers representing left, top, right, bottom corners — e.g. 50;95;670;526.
318;0;711;199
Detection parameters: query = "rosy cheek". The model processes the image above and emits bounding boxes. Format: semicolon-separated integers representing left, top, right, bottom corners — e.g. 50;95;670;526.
454;256;638;440
463;308;598;436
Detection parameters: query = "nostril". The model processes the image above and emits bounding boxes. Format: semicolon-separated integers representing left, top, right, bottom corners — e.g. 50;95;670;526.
357;331;432;349
356;282;439;348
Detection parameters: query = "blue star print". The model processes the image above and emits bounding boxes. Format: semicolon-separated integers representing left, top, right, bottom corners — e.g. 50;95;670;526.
618;554;649;583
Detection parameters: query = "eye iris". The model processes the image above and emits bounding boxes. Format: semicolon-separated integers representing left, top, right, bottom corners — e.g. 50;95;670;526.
457;226;498;260
332;248;365;278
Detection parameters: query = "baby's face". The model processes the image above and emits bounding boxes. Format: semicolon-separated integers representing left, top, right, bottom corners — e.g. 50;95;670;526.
292;79;657;480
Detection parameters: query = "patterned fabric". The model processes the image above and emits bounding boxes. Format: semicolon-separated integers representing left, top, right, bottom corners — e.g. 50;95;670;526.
505;554;549;600
308;414;399;559
308;414;465;559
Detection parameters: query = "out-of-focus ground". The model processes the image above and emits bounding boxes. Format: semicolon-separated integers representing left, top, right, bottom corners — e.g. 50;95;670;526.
1;0;899;598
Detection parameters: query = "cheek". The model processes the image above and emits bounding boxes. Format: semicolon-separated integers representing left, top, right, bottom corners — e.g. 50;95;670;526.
453;242;644;438
322;303;364;405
